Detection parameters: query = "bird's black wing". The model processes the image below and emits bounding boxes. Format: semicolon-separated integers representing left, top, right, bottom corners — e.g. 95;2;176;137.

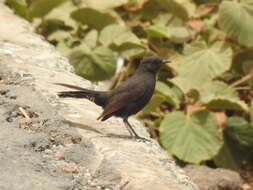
97;76;147;120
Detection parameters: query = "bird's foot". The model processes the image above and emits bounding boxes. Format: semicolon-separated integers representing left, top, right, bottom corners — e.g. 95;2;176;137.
132;135;151;142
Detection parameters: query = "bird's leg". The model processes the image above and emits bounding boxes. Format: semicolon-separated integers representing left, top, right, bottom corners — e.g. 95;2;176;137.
123;121;134;137
123;118;147;140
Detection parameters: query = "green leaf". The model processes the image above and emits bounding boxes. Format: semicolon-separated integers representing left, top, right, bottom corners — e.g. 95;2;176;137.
141;0;164;21
140;94;165;115
83;30;98;49
213;137;242;170
233;48;253;74
232;49;253;87
170;27;193;43
207;100;249;112
116;43;145;59
29;0;67;18
37;19;72;37
159;111;223;163
99;24;141;47
155;0;195;21
155;81;183;108
251;103;253;127
152;12;173;26
48;31;81;56
99;24;144;58
48;30;73;43
171;41;232;93
56;41;73;56
199;81;249;111
71;8;117;30
6;0;29;20
69;46;117;81
226;116;253;147
218;0;253;47
80;0;129;10
145;25;170;38
194;0;219;4
242;60;253;78
45;1;77;29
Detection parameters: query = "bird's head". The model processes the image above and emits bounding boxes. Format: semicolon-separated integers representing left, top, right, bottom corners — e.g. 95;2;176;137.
138;56;171;73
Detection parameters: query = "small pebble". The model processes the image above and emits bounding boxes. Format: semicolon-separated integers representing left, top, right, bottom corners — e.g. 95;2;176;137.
45;149;53;154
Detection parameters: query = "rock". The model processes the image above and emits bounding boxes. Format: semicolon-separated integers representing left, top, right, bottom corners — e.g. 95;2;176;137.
184;165;243;190
0;1;199;190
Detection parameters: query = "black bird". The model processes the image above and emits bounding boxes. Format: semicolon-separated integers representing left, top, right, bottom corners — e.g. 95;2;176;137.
56;56;171;139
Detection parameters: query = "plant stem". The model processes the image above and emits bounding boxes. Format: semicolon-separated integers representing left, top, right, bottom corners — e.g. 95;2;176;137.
230;71;253;88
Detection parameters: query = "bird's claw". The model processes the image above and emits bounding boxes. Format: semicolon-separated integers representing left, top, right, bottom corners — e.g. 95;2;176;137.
133;136;151;142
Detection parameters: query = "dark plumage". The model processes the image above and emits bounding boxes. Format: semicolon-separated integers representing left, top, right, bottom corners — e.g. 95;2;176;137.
56;56;171;139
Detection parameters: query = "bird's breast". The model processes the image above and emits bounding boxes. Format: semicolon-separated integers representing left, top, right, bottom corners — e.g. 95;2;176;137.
124;77;155;116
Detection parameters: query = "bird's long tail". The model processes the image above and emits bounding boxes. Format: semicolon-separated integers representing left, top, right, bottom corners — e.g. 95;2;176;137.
55;83;107;106
57;90;94;98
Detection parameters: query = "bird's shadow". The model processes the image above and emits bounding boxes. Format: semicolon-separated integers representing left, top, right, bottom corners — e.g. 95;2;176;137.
66;120;151;142
103;133;151;142
66;120;103;134
103;133;135;139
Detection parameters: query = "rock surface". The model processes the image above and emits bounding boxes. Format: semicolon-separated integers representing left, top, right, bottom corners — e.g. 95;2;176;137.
0;2;199;190
184;165;243;190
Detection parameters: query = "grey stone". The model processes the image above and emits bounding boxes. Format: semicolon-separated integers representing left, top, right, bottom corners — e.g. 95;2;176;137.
0;1;199;190
64;141;97;166
184;165;242;190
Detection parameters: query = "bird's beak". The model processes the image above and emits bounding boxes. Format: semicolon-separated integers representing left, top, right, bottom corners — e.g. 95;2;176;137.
162;60;172;64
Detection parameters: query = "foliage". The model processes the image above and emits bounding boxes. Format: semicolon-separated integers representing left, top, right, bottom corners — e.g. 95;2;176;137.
160;111;223;163
7;0;253;169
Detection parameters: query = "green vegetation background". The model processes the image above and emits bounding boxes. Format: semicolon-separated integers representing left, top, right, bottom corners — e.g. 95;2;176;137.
7;0;253;170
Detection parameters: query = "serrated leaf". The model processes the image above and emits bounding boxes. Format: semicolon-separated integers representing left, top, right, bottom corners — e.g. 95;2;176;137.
155;81;183;108
171;41;232;93
218;0;253;47
159;111;223;163
69;46;117;81
145;25;170;38
71;8;117;30
99;24;141;47
81;0;129;10
207;100;249;112
30;0;67;18
199;81;238;101
199;81;249;111
226;116;253;147
6;0;29;20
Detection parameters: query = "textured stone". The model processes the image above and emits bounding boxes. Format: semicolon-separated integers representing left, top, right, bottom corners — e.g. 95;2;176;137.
0;2;199;190
184;165;242;190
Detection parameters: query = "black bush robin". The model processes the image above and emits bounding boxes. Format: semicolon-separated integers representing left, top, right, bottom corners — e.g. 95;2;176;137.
56;56;171;139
